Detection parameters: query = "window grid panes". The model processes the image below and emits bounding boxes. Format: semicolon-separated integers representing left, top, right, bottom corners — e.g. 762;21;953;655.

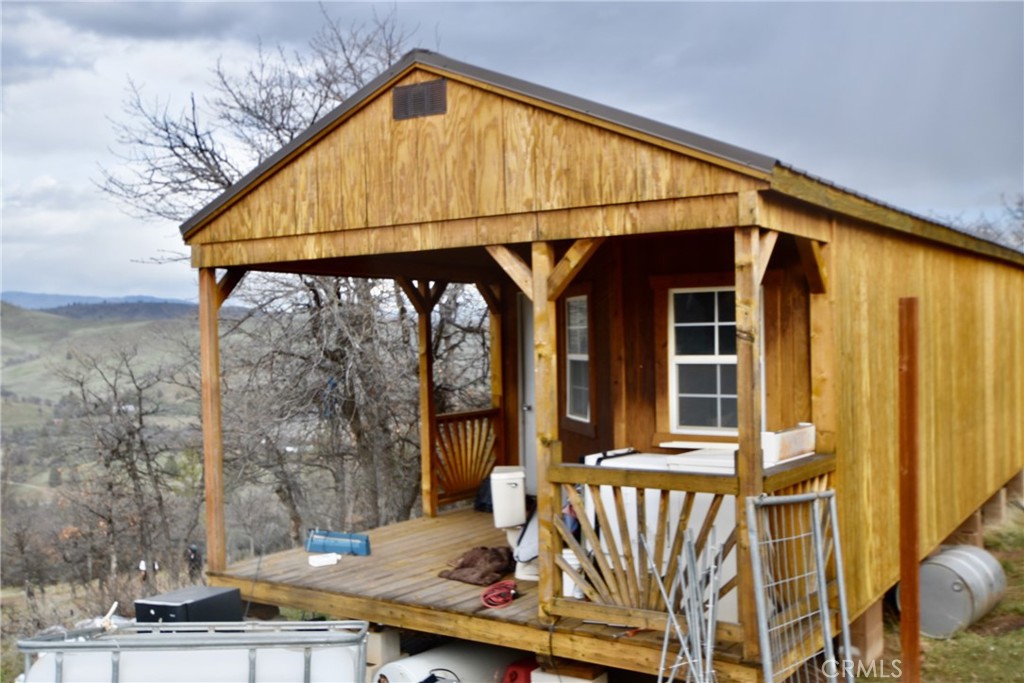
565;295;590;422
670;288;737;431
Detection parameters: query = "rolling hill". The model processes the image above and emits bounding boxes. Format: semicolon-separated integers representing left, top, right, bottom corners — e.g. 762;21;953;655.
1;302;201;427
0;291;193;310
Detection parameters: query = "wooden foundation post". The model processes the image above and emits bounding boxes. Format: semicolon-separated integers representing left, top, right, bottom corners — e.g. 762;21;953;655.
199;268;226;573
806;227;837;455
735;227;764;662
899;297;921;682
849;599;885;667
416;304;438;517
982;488;1007;526
944;510;984;548
1007;469;1024;504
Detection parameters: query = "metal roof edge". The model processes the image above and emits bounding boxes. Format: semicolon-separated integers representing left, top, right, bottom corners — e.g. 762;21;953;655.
775;163;1024;267
410;51;778;174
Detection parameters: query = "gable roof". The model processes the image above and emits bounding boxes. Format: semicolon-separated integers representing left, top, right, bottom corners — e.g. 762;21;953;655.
179;49;776;239
178;49;1023;268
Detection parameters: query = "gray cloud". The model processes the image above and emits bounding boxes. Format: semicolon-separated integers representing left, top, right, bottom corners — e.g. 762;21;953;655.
19;1;321;43
1;1;1021;299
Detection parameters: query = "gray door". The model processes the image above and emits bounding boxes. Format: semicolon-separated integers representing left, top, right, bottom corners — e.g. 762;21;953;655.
517;293;538;494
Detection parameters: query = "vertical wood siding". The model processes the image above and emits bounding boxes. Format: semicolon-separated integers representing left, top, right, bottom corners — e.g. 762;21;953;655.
189;70;762;253
833;220;1024;618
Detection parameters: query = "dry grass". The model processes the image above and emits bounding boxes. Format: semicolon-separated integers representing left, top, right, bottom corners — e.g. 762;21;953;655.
1;571;195;681
860;505;1024;682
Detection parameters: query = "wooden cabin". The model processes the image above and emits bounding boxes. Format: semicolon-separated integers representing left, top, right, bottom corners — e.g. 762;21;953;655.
180;50;1024;680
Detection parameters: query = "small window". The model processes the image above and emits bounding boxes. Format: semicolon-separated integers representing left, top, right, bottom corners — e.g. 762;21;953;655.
565;295;590;422
669;288;737;431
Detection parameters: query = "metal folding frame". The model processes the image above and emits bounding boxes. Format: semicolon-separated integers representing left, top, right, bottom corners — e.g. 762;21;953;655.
642;530;724;683
746;491;853;683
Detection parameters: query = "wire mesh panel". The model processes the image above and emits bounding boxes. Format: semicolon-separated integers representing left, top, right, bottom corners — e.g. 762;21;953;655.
746;491;853;683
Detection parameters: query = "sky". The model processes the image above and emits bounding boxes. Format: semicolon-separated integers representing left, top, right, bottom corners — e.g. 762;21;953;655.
2;1;1022;301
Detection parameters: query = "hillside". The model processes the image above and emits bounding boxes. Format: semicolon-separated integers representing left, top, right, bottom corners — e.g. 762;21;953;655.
47;301;199;321
0;291;193;310
1;302;200;426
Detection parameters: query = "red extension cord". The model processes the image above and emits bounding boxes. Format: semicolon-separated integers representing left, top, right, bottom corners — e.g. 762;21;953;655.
481;580;519;608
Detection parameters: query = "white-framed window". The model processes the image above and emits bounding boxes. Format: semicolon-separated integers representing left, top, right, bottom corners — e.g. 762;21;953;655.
669;288;737;432
565;294;590;422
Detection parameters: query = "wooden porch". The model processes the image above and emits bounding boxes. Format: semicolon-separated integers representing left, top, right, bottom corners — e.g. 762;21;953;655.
207;452;836;680
208;507;754;679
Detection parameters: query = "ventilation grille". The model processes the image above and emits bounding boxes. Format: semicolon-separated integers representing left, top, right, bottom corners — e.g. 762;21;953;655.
393;79;447;120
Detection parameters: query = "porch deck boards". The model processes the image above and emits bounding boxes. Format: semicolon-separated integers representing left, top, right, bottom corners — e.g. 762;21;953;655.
208;507;751;679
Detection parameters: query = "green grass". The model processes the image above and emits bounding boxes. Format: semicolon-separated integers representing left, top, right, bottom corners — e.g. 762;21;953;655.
0;400;53;430
2;305;196;407
920;630;1024;682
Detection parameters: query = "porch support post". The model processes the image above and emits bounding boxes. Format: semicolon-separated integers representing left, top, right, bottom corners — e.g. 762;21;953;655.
807;225;837;454
199;267;246;573
531;241;560;618
734;227;765;661
475;282;504;414
417;297;439;517
398;277;448;517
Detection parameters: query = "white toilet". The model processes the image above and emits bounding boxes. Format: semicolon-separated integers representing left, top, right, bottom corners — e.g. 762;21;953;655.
489;466;539;581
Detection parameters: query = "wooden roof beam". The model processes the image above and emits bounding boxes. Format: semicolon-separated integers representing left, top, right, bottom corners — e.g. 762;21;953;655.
756;230;778;284
489;238;605;303
475;282;501;315
396;277;448;315
215;268;247;308
547;238;605;301
772;165;1024;268
796;237;829;294
486;245;533;300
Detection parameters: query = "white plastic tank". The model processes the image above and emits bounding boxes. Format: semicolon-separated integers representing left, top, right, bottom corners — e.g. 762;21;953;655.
22;648;362;683
18;621;367;683
490;466;527;528
372;641;525;682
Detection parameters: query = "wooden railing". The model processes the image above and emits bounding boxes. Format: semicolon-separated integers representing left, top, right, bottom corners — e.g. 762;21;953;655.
544;463;742;640
540;452;836;644
433;408;504;507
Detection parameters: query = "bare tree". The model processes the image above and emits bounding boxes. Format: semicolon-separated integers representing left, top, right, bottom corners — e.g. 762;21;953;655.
98;8;493;542
942;194;1024;253
220;274;424;534
53;346;203;581
99;6;412;218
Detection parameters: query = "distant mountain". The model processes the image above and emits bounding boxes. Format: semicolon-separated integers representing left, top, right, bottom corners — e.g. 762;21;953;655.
48;301;199;321
0;291;193;310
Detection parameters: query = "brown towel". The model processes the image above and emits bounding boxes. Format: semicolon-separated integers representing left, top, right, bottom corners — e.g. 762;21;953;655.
439;546;515;586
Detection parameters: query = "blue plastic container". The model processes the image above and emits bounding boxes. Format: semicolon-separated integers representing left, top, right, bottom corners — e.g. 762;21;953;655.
305;529;371;556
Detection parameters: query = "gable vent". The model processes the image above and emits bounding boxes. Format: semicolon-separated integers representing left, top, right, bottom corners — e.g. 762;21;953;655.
393;79;447;120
